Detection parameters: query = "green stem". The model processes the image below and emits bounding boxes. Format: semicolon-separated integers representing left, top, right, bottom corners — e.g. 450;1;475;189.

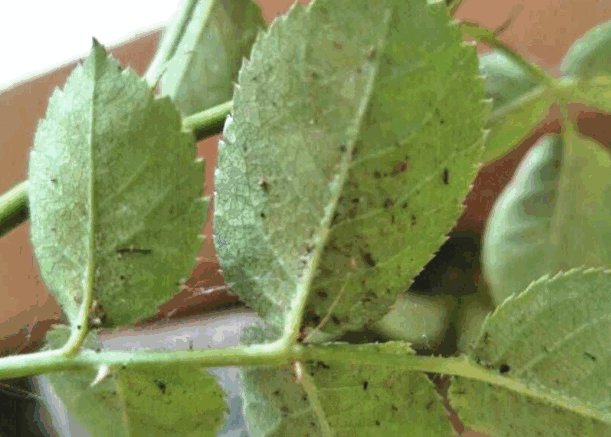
0;100;231;237
0;180;28;238
183;99;233;141
2;340;607;424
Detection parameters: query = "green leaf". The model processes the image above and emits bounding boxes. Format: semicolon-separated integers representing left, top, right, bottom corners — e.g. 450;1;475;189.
157;0;266;117
28;39;207;327
479;51;541;111
449;267;611;435
214;0;488;334
454;293;492;354
482;131;611;306
560;18;611;79
42;326;228;437
482;86;549;164
372;292;455;350
240;342;452;437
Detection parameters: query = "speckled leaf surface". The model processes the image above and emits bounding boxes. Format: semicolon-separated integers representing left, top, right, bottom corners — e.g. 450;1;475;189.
449;267;611;436
28;39;207;327
42;326;228;437
214;0;487;334
158;0;266;117
240;341;451;437
482;132;611;306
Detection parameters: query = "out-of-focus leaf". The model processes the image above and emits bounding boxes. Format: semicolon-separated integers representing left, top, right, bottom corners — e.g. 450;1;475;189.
449;267;611;435
482;86;550;164
214;0;488;335
372;292;455;350
28;39;207;326
482;131;611;306
479;50;541;111
560;18;611;79
157;0;266;117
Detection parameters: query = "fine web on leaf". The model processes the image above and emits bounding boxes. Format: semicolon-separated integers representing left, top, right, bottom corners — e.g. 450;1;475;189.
28;39;207;327
214;0;488;335
449;267;611;436
42;325;229;437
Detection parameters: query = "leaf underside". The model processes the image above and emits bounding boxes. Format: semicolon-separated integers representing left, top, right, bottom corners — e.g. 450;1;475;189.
28;39;207;327
449;267;611;436
214;0;488;335
240;325;451;437
43;326;228;437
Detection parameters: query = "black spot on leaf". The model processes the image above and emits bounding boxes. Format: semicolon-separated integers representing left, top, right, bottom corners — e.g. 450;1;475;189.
363;381;368;390
442;168;449;184
316;361;330;369
584;352;597;361
363;253;376;267
499;364;510;374
154;380;167;394
258;178;270;192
